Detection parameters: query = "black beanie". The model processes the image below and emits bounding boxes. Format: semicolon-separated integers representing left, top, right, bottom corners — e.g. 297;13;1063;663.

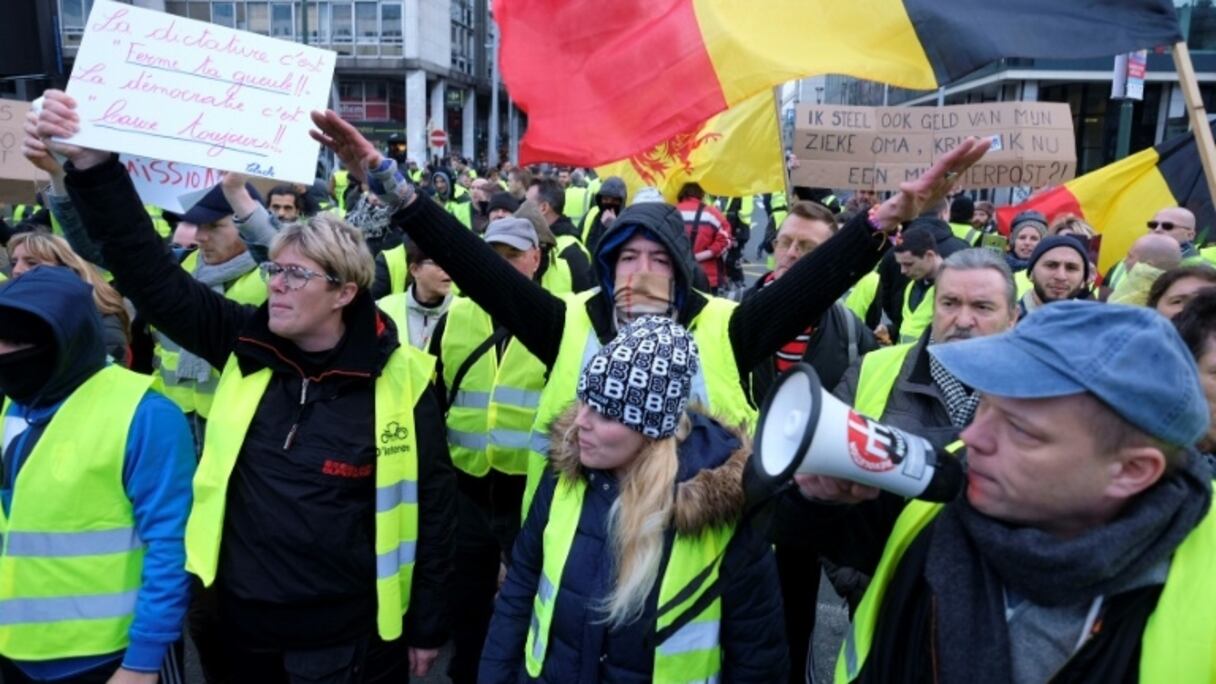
487;192;520;214
949;195;975;224
1027;235;1091;280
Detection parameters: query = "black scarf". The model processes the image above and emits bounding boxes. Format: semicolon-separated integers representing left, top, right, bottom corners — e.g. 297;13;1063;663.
923;451;1212;683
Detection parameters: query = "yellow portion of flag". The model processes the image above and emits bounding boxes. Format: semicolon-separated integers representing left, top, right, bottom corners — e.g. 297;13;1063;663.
1069;147;1175;274
693;0;938;106
595;90;784;203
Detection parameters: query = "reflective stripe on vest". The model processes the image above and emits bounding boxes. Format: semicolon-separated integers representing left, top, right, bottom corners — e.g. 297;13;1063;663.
949;222;980;246
525;475;732;682
384;244;408;295
852;343;915;420
837;491;1216;681
899;281;933;344
0;365;150;659
441;298;547;476
151;251;267;417
184;342;434;641
522;289;756;518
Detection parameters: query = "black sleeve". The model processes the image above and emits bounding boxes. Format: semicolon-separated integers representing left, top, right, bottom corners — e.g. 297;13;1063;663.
390;196;566;367
878;252;907;336
559;243;596;292
729;214;889;376
371;251;392;300
64;156;252;369
719;523;790;682
404;384;458;648
782;491;908;576
0;217;14;246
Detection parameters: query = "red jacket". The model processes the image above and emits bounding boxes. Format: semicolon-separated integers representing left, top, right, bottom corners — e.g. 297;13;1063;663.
677;198;732;287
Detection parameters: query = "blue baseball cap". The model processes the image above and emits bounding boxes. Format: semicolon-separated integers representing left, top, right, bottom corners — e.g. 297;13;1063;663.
929;301;1209;446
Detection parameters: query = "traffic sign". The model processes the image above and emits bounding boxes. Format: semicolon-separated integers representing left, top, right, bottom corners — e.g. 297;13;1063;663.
430;130;448;149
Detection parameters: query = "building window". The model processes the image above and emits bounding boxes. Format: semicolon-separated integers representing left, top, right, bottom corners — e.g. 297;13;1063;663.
355;2;378;43
247;2;270;35
299;1;328;44
271;3;293;38
212;2;236;28
60;0;94;31
187;2;211;21
332;2;353;42
381;3;403;43
165;2;188;19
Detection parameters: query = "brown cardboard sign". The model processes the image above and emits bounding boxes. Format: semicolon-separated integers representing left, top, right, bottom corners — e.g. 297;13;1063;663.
0;100;50;188
793;102;1076;190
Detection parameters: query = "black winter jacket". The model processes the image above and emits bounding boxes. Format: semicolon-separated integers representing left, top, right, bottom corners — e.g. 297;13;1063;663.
743;274;879;407
390;195;889;385
65;156;457;650
479;408;788;682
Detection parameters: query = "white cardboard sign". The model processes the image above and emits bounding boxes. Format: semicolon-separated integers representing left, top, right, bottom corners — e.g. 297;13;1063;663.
121;154;223;213
65;0;335;184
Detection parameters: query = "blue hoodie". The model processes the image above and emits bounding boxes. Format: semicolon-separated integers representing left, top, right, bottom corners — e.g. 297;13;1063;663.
0;267;194;679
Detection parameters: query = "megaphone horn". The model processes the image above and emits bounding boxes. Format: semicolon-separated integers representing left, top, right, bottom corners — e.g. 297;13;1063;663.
753;363;963;503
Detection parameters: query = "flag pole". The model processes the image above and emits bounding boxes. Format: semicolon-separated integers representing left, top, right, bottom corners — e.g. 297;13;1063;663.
1172;41;1216;217
773;85;792;203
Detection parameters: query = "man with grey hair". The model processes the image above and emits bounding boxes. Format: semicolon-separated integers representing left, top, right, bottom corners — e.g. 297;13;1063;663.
836;248;1019;451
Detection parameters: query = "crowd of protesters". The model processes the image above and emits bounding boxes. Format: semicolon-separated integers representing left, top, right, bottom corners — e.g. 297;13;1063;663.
0;90;1212;684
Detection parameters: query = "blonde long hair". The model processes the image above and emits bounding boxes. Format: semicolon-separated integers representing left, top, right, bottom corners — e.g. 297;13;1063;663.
8;233;131;341
566;415;691;628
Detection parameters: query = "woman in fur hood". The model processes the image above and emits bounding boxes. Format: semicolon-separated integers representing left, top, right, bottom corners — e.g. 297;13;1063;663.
479;316;787;683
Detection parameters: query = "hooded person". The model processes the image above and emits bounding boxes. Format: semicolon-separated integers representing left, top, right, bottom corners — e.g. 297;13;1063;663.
0;266;195;682
479;316;788;682
309;109;991;516
578;176;628;252
432;169;472;229
1006;210;1048;273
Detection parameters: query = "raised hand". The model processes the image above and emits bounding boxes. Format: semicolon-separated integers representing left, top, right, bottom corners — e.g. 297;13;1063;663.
309;110;383;184
29;90;110;171
870;136;991;233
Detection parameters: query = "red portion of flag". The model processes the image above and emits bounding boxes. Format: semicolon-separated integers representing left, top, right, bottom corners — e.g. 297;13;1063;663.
495;0;727;166
994;185;1084;236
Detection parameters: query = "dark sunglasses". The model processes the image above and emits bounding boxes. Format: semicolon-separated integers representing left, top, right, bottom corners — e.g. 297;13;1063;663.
1147;220;1190;232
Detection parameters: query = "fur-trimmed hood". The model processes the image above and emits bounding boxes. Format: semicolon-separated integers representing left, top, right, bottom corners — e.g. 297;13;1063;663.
548;405;751;535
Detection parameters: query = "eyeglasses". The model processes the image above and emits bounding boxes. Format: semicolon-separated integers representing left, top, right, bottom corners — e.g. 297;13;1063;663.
259;262;341;290
1147;220;1191;232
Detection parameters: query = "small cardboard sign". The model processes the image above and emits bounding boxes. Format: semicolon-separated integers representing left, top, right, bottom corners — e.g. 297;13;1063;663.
792;102;1076;191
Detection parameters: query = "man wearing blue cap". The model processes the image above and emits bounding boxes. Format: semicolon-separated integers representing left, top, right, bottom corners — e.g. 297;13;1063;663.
800;301;1215;682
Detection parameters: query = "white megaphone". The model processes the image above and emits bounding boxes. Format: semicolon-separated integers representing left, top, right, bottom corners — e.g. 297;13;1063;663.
752;363;963;502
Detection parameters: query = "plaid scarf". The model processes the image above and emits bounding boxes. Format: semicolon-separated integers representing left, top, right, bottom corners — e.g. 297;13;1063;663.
928;341;981;428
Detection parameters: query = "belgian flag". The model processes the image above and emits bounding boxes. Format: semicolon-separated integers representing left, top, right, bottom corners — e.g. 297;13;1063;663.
495;0;1182;166
995;122;1216;274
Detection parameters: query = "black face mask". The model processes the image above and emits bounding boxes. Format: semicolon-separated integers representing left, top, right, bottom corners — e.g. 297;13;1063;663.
0;345;55;404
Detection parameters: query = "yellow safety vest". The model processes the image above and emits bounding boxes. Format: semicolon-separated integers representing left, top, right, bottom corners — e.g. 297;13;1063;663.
844;271;881;323
384;244;409;296
853;343;915;420
444;187;473;229
0;366;150;659
900;281;934;344
150;251;266;417
1014;270;1033;298
563;186;590;223
767;195;790;271
334;169;351;213
949;222;981;246
525;475;732;682
837;495;1216;682
1200;246;1216;269
184;340;434;640
10;204;35;223
543;235;587;295
441;299;547;476
522;289;755;516
145;205;171;239
579;207;601;245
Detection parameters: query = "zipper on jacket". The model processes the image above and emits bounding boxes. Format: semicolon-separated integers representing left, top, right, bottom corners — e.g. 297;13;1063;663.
282;377;310;450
